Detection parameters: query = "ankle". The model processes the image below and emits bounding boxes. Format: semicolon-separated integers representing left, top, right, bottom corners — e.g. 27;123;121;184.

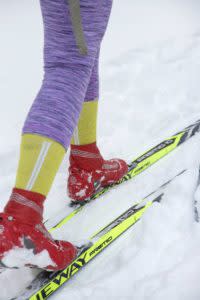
70;143;104;171
4;188;45;225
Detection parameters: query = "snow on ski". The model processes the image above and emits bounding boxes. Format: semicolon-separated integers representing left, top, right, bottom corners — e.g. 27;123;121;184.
13;170;186;300
45;119;200;232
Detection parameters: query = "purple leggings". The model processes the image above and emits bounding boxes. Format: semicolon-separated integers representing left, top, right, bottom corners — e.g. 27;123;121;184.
23;0;112;148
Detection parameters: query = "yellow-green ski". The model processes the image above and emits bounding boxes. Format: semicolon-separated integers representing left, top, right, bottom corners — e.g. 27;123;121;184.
20;170;185;300
48;119;200;232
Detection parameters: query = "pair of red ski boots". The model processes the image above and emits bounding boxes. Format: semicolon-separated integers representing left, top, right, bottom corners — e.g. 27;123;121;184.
0;144;127;271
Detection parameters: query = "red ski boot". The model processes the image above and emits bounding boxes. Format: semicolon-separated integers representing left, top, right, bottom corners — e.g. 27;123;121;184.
0;189;77;271
67;143;128;202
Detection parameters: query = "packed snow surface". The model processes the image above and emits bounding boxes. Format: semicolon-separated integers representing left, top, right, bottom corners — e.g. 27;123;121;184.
3;247;54;270
1;1;200;299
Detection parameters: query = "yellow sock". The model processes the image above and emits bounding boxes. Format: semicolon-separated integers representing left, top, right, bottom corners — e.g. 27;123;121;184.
15;134;66;196
71;99;98;146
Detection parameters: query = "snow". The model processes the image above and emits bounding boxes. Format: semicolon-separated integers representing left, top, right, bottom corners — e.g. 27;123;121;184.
3;247;54;270
75;188;87;198
1;0;200;299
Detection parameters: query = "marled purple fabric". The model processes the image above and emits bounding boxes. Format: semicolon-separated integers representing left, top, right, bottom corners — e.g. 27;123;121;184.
23;0;112;148
85;49;100;101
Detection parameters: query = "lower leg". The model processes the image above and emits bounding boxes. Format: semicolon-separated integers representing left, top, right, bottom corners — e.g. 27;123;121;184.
1;134;76;270
68;53;128;202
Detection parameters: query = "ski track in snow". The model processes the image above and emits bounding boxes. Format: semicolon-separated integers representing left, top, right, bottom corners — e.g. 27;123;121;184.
1;3;200;300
